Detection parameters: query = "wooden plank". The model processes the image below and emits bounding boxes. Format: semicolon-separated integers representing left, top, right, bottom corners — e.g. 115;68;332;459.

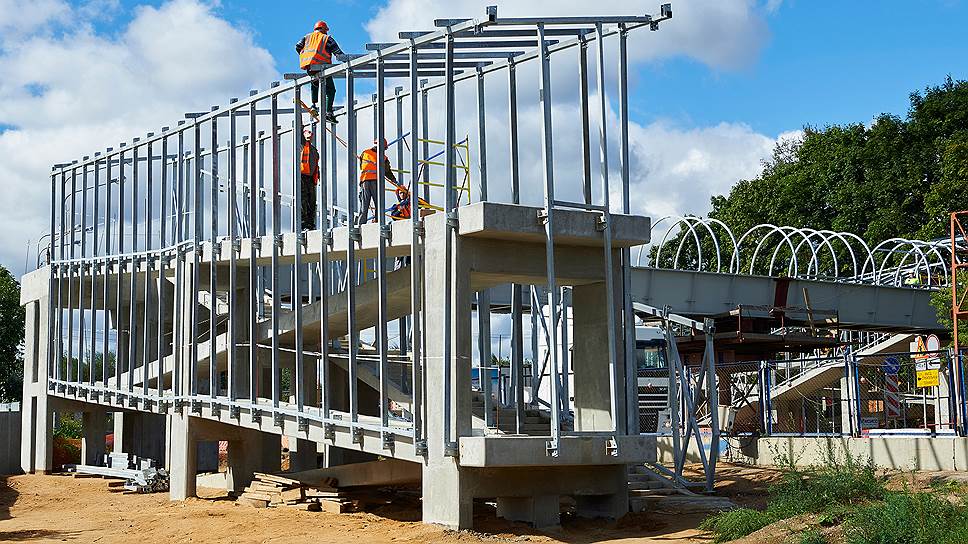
279;488;305;502
319;500;353;514
286;502;321;511
254;473;300;486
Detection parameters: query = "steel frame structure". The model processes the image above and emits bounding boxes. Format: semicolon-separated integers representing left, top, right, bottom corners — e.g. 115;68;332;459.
41;5;673;459
637;215;953;287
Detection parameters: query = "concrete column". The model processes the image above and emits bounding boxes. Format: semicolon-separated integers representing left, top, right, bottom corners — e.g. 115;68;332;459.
496;494;560;527
226;429;280;494
114;411;167;463
169;413;197;500
573;464;628;520
421;215;474;529
82;411;108;466
288;438;318;472
840;375;852;435
572;280;621;432
21;298;53;474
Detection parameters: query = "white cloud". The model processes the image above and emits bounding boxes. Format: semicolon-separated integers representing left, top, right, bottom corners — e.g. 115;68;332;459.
367;0;776;71
0;0;277;273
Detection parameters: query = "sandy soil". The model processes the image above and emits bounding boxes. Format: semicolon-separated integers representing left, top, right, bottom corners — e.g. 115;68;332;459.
0;473;720;544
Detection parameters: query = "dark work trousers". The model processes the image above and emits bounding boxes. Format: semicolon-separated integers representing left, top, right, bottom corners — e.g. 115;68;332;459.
309;76;337;113
358;180;378;226
301;174;317;231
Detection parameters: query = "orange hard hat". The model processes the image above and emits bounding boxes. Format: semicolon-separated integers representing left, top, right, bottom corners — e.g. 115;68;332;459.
314;20;328;32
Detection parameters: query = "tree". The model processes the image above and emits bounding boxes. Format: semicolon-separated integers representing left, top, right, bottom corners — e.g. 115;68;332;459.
652;77;968;280
0;265;25;403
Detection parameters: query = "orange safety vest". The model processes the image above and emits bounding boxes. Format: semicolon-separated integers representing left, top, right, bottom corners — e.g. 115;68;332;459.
301;143;318;183
299;32;332;70
358;147;384;183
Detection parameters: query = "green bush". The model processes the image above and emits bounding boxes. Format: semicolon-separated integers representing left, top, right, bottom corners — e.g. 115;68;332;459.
767;455;885;517
53;412;83;439
700;508;777;543
844;491;968;544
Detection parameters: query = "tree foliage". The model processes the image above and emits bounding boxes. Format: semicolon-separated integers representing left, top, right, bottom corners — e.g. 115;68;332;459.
0;265;25;403
710;76;968;240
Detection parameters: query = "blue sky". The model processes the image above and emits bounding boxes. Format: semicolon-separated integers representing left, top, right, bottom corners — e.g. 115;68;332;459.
0;0;966;272
84;0;968;135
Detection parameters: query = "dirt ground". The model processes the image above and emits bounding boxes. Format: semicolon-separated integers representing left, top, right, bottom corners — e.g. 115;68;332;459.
0;464;782;544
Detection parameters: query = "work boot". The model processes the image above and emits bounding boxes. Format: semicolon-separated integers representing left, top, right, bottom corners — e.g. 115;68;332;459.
326;112;338;124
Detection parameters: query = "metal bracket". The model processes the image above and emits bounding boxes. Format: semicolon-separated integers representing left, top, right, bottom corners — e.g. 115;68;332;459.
545;439;560;458
380;224;392;242
352;427;364;444
324;423;336;440
595;213;608;232
443;441;459;457
232;238;242;253
252;237;262;251
251;408;262;423
323;232;333;248
191;399;202;414
211;402;221;417
128;396;139;408
273;235;284;249
212;241;222;256
414;439;428;457
381;431;395;450
298;231;307;247
230;405;241;419
298;417;309;432
414;220;425;238
537;209;549;226
349;227;362;243
446;212;459;229
273;411;285;426
605;436;619;457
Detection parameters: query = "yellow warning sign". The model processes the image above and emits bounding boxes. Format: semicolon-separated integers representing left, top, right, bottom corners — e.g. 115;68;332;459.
917;369;939;388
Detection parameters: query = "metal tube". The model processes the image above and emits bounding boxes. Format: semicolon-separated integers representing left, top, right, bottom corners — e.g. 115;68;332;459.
142;138;153;398
102;153;112;390
508;57;524;432
127;140;140;397
594;22;620;434
618;24;637;435
375;57;391;442
316;78;331;420
158;128;168;400
293;85;306;414
345;69;360;433
475;66;493;428
90;158;100;388
409;43;423;453
578;37;592;205
79;164;88;385
442;31;457;456
536;23;562;455
210;109;219;399
395;86;408;358
174;128;185;398
191;124;202;398
420;82;430;204
67;167;76;385
228;101;239;407
248;94;259;407
270;90;282;412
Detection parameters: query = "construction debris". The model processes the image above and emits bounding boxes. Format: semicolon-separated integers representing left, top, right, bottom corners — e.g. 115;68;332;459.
238;473;355;513
64;452;170;494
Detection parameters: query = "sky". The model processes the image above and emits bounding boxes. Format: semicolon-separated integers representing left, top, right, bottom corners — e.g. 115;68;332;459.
0;0;966;275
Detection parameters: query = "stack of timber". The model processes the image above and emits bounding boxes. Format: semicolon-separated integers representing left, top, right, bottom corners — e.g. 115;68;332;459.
238;473;355;513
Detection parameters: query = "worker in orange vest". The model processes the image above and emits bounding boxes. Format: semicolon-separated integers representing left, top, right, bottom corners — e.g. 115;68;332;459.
300;127;320;231
358;138;396;226
296;20;343;123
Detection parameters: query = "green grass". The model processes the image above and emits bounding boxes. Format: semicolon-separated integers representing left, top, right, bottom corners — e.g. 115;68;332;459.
700;508;776;543
701;454;968;544
844;491;968;544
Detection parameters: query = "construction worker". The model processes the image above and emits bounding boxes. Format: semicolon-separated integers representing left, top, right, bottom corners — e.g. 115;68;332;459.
296;20;343;123
358;138;396;226
300;127;320;231
390;184;412;268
